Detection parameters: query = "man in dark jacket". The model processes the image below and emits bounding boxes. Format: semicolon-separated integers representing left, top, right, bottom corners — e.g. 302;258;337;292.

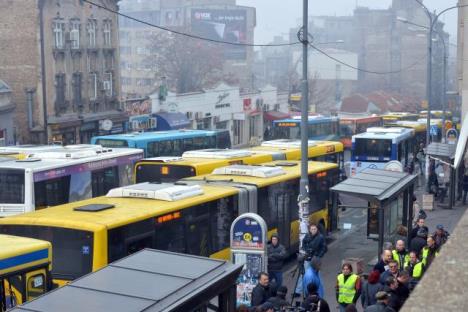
364;291;396;312
409;218;428;244
302;224;327;259
302;282;331;312
251;272;273;308
267;234;287;287
374;250;393;274
409;228;427;257
266;286;289;310
383;277;402;311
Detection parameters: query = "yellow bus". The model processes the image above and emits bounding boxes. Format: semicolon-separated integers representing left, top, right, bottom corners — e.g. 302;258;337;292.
134;149;273;183
386;120;427;147
0;235;52;311
134;140;344;183
0;161;338;285
381;112;419;125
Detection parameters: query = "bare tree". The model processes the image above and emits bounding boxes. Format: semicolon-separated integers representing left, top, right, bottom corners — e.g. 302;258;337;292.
148;30;224;93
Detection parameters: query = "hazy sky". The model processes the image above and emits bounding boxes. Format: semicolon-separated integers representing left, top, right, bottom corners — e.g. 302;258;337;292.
237;0;458;44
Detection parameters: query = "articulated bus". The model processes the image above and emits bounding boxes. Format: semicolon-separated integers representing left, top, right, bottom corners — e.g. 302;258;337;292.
272;116;340;141
386;120;427;146
381;112;419;125
0;145;143;216
0;235;52;311
339;115;382;148
350;127;415;176
91;129;231;157
134;140;344;183
0;161;338;285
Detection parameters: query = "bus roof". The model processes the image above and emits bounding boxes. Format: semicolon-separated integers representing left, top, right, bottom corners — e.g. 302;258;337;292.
339;115;381;122
353;127;414;141
92;129;224;143
0;146;143;172
0;184;238;232
184;160;338;188
273;116;339;124
0;234;51;276
386;121;426;132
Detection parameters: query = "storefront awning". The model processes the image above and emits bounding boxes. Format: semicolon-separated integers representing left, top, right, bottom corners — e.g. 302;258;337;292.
263;110;291;121
155;112;190;130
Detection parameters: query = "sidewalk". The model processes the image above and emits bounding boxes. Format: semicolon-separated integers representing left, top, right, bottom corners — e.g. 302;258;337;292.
282;183;467;311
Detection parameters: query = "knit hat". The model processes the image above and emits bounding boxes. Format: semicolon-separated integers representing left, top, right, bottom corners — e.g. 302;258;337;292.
375;291;389;301
436;224;444;230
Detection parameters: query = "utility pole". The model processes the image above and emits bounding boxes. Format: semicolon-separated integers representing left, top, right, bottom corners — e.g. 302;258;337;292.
298;0;310;250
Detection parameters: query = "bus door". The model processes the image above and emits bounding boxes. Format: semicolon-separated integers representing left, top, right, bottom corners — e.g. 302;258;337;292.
274;183;291;251
185;206;212;257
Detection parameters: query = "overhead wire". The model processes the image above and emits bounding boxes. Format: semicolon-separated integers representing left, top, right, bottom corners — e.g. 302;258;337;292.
82;0;300;47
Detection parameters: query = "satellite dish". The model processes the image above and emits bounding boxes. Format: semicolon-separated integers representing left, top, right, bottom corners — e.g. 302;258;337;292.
101;119;113;131
384;160;404;172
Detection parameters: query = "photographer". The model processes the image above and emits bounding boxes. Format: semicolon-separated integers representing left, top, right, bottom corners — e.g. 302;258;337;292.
302;224;327;260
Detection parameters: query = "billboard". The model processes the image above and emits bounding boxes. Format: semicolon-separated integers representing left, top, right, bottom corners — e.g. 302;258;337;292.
191;9;247;60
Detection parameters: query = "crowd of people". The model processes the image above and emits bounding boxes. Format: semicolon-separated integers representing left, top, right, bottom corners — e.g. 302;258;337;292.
241;217;450;312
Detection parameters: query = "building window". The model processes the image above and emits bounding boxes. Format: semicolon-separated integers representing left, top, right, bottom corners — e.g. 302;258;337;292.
87;19;97;47
53;19;65;49
103;20;112;47
72;72;82;108
233;120;243;145
103;72;113;97
55;73;66;112
121;77;132;85
89;73;98;100
70;19;80;49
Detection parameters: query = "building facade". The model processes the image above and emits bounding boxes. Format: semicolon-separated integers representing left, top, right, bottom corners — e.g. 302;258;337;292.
0;80;15;146
0;0;126;145
119;0;255;98
149;84;288;147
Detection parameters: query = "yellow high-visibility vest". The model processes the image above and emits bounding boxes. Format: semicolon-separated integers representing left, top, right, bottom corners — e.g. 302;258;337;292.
421;247;439;266
392;249;410;269
337;273;358;304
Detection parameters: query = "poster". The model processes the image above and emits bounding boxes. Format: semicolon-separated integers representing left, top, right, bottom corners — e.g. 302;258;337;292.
233;252;264;306
191;9;247;60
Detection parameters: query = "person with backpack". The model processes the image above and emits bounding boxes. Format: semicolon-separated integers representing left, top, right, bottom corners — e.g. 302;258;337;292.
301;283;330;312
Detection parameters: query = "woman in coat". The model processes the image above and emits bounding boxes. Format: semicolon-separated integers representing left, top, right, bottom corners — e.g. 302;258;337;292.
361;270;384;309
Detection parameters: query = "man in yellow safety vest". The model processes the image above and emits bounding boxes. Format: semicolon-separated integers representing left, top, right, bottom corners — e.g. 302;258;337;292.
336;263;361;312
392;240;409;271
404;251;425;291
421;235;439;267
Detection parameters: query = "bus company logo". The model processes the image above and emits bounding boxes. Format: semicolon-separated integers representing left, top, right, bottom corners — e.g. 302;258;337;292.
245;219;250;225
326;145;336;153
243;233;252;242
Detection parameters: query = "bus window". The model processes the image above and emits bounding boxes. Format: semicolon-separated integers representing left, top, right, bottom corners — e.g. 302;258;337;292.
155;218;186;253
95;139;128;148
354;138;392;160
159;140;173;156
258;184;282;229
108;219;154;263
173;139;183;155
210;196;238;251
193;137;208;150
91;167;119;197
1;225;93;280
183;138;193;151
0;168;25;204
216;131;231;149
185;204;211;257
34;176;71;208
147;142;159;158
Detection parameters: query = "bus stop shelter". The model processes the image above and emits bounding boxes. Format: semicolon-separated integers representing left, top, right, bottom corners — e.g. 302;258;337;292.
331;168;418;257
426;142;456;209
11;249;243;312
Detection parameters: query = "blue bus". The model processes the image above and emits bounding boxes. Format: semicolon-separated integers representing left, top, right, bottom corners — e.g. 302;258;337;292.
272;116;340;141
350;127;415;176
91;129;231;157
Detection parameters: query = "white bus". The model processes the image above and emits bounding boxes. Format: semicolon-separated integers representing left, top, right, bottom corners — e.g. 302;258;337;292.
350;127;415;176
0;144;143;216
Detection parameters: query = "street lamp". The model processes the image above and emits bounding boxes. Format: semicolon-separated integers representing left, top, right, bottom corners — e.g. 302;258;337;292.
397;16;448;140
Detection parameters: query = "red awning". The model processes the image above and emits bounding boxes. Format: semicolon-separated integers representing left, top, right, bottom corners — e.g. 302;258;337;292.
263;110;291;121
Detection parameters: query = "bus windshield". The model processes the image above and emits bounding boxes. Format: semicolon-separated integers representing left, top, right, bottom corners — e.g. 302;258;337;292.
354;138;392;160
0;225;93;280
0;169;25;204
